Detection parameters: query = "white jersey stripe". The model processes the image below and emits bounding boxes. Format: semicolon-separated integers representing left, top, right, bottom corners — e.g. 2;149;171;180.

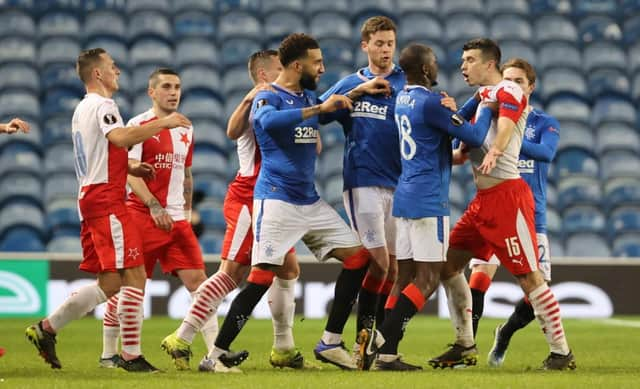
516;208;537;272
227;204;252;261
109;214;125;269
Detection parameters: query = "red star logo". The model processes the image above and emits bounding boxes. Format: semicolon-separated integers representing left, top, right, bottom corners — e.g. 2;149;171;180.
480;87;492;100
180;132;190;148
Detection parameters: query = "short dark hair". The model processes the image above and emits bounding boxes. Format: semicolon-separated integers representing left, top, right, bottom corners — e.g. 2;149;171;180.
148;67;180;87
360;15;396;42
399;43;434;77
77;47;106;83
248;49;278;83
278;33;320;67
500;57;536;85
462;38;501;68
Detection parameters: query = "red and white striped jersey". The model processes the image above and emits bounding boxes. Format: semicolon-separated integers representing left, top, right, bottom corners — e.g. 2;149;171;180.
469;80;529;179
72;93;128;220
125;109;194;221
227;123;261;201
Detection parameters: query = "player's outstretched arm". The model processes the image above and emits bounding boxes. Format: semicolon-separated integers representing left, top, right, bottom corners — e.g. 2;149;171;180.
107;112;192;148
183;167;193;221
127;161;174;231
428;98;492;148
0;117;30;134
227;83;273;140
520;119;560;163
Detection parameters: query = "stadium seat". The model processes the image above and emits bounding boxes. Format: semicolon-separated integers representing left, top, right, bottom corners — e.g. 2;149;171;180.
350;0;395;20
553;147;599;180
38;11;80;38
562;205;606;235
546;207;562;235
612;233;640;257
175;38;218;69
398;13;443;46
0;90;39;118
84;37;128;69
623;15;640;47
41;115;72;147
538;42;582;71
306;0;349;15
557;122;594;152
323;174;343;206
548;234;565;257
498;40;537;65
0;10;35;38
445;14;488;44
0;227;44;252
319;145;343;178
607;206;640;237
129;37;173;67
262;0;304;15
192;119;228;154
194;173;229;202
318;38;355;67
545;94;591;125
199;231;223;254
591;96;636;127
604;177;640;210
125;0;170;13
448;71;475;99
440;0;483;17
565;232;611;257
217;11;261;42
490;15;532;41
0;121;42;154
632;72;640;101
84;10;126;40
0;63;38;92
578;15;622;43
449;180;464;208
310;12;351;40
174;11;215;39
557;176;601;210
539;68;587;101
41;62;83;91
128;10;172;41
44;173;78;204
38;37;80;67
265;11;306;42
46;236;82;253
180;65;221;97
0;202;45;238
221;65;255;96
595;124;639;154
573;0;618;16
198;200;226;230
191;147;228;178
42;88;81;120
113;94;131;120
317;64;352;94
320;124;345;150
181;90;223;122
583;42;627;73
220;38;262;68
396;0;438;16
601;150;640;181
131;64;160;95
533;14;578;44
0;172;42;208
173;0;216;13
587;68;630;99
0;36;36;64
629;43;640;73
44;143;76;175
546;183;558;209
0;142;41;178
486;0;529;15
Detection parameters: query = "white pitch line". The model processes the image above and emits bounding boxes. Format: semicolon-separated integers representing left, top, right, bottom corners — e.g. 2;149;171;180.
597;319;640;328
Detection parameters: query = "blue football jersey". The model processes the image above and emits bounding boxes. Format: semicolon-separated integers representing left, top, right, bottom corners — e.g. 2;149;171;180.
518;108;560;233
251;84;320;205
320;65;406;191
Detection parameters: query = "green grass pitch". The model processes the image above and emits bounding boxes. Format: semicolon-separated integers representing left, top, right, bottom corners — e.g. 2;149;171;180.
1;316;639;388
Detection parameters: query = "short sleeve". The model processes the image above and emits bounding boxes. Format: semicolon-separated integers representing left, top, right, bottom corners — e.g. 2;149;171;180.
252;90;281;114
185;128;194;168
495;82;526;123
96;99;124;135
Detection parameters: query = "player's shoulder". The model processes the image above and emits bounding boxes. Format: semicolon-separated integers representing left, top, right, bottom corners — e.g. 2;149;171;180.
127;109;155;126
495;79;524;99
331;72;363;92
255;87;282;107
530;107;561;132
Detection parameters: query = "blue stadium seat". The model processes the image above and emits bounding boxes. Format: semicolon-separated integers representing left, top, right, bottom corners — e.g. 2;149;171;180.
128;10;171;41
600;150;640;181
132;93;151;116
221;65;254;96
44;143;76;175
113;94;131;119
192;119;228;154
42;115;72;147
396;0;438;16
173;0;216;13
557;122;594;152
323;174;343;206
0;36;36;64
0;63;39;92
490;15;532;41
498;40;537;65
546;207;562;235
545;94;591;125
191;147;228;177
47;236;82;253
320;124;345;150
174;11;215;39
612;233;640;257
562;205;605;235
131;64;159;94
440;0;483;16
265;11;305;41
181;90;224;122
41;63;83;91
546;183;557;209
175;38;218;69
553;147;599;180
0;10;35;38
217;0;261;13
565;232;611;257
538;42;582;71
306;0;349;15
199;231;223;254
0;172;42;208
398;13;443;45
83;0;125;12
0;122;42;156
604;177;640;210
596;124;639;154
623;15;640;47
583;42;627;73
0;202;45;238
262;0;304;15
540;68;587;101
318;38;355;67
38;37;80;67
587;68;630;99
445;13;487;44
42;88;81;120
0;227;45;252
84;37;128;69
630;44;640;73
632;72;640;101
557;176;601;210
46;199;80;240
621;0;640;14
487;0;529;15
310;12;351;40
607;206;640;238
573;0;618;16
84;10;126;40
223;91;247;122
44;173;77;204
530;0;572;15
319;145;343;178
129;37;173;67
180;65;221;97
0;90;39;119
578;15;622;44
591;96;636;127
220;38;261;68
549;234;565;257
449;180;464;208
125;0;170;13
350;0;395;20
194;173;228;202
198;200;226;229
450;204;462;225
533;14;578;44
217;11;261;42
448;71;475;99
317;64;352;94
38;11;80;38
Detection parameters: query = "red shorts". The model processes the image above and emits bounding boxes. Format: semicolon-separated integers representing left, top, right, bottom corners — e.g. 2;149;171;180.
220;192;294;266
129;208;204;278
449;178;539;276
79;210;145;274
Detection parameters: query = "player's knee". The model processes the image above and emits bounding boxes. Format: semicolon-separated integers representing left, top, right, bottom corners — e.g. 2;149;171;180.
341;247;370;270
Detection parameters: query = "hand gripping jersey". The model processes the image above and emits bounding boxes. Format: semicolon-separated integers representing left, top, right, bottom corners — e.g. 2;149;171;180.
519;108;560;233
125;109;194;221
251;84;320;205
320;65;406;190
469;80;529;179
72;93;128;220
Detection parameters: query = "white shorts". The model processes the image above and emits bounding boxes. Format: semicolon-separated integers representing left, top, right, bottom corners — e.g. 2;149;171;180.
469;233;551;281
343;186;396;254
251;198;360;266
394;216;450;262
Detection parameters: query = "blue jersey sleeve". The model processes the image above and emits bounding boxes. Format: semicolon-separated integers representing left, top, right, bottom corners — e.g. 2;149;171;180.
458;96;480;121
423;96;491;147
521;117;560;162
253;90;304;135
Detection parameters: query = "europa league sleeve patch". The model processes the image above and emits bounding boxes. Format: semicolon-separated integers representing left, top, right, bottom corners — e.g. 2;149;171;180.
103;113;117;125
256;99;268;109
450;113;464;126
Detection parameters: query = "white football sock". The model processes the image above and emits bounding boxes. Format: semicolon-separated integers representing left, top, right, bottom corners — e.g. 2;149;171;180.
442;273;474;347
269;277;297;351
48;283;107;331
529;283;570;355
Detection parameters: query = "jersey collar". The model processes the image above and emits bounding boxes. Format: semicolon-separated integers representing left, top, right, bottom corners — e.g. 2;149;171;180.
358;64;402;81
